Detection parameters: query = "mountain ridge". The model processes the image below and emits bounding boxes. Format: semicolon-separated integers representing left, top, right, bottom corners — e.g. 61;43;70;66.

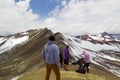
0;28;120;80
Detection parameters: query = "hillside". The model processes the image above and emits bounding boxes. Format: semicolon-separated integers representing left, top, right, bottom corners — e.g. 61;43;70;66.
17;69;103;80
0;28;53;80
0;28;120;80
14;64;120;80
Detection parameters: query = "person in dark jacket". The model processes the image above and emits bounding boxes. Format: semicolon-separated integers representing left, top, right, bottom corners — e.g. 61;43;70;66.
63;45;70;71
42;35;61;80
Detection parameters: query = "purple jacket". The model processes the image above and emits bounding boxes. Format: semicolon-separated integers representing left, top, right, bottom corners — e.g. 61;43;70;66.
63;48;70;59
82;51;90;63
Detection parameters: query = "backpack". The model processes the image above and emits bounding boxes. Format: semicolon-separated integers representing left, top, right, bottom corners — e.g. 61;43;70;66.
75;67;86;74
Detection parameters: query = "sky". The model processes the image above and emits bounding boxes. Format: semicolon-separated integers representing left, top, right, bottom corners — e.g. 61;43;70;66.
0;0;120;35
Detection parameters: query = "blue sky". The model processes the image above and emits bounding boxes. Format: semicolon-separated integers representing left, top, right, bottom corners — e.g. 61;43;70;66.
0;0;120;35
30;0;59;18
14;0;59;18
15;0;69;18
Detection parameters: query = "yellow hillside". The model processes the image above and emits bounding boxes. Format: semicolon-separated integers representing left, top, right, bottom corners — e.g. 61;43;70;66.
18;68;104;80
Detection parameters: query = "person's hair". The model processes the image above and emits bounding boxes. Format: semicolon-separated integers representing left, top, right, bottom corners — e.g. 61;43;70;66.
49;35;55;41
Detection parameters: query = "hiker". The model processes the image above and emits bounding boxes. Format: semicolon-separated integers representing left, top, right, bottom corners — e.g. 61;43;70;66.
42;35;61;80
77;57;84;69
82;51;90;73
75;51;90;74
75;57;86;74
63;45;70;71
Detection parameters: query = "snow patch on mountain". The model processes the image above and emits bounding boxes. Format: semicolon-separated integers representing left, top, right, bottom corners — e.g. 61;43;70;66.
0;36;29;54
62;34;120;77
0;38;7;44
80;40;120;51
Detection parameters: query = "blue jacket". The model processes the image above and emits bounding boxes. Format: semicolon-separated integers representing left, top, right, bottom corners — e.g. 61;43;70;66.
42;41;60;68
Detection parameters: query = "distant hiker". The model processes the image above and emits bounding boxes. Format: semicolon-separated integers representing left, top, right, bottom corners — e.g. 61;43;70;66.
77;57;84;69
75;51;90;74
82;51;90;73
63;45;70;71
42;35;61;80
75;57;86;74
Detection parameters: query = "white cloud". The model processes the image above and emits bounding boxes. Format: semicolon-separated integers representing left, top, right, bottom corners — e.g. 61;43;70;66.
42;0;120;35
0;0;41;35
0;0;120;35
61;0;67;6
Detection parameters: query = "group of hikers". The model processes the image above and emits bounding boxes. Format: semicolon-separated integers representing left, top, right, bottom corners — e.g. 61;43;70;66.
42;35;90;80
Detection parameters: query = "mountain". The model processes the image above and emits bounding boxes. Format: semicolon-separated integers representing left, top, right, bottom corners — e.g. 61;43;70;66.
0;28;53;80
72;32;120;76
0;28;120;80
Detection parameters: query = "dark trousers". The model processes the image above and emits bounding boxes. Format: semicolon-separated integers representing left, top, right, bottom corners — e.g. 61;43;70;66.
83;63;90;73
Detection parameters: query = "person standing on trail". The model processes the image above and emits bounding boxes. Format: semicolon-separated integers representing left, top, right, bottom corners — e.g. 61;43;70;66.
42;35;61;80
63;45;70;71
82;51;90;73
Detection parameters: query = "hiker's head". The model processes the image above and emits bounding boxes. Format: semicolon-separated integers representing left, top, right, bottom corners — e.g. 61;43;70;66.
49;35;55;41
82;51;87;55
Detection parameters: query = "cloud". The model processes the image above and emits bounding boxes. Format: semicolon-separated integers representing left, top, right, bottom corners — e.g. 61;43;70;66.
61;0;67;6
0;0;41;35
0;0;120;35
42;0;120;35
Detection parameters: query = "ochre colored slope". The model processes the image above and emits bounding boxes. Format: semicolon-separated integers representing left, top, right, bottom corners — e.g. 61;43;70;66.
18;68;104;80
